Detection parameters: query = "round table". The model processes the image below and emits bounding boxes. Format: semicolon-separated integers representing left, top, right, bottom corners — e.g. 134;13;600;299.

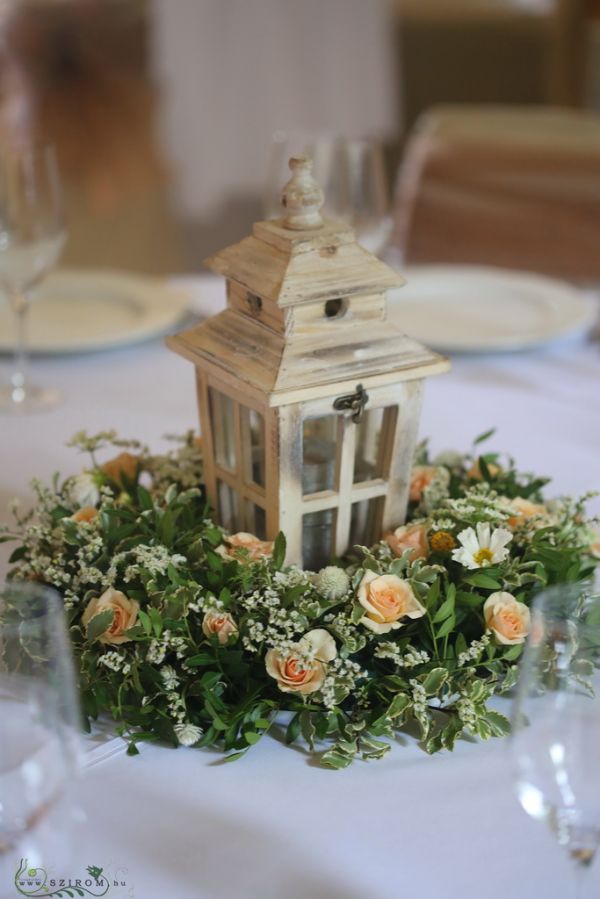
1;275;599;899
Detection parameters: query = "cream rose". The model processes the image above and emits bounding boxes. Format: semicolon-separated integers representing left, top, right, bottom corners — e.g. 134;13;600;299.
202;610;238;645
386;524;429;562
217;532;274;563
82;587;140;645
483;591;530;645
357;571;426;634
507;497;548;529
265;629;337;695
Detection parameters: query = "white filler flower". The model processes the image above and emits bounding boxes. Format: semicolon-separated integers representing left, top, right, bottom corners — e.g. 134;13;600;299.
452;522;512;569
174;723;203;747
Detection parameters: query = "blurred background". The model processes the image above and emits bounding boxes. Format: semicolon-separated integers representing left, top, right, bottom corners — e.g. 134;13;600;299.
0;0;599;278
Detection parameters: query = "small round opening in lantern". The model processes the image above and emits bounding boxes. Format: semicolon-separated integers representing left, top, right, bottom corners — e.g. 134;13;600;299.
324;298;347;320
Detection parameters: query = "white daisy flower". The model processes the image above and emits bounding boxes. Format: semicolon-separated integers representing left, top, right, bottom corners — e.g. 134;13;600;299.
174;723;203;747
451;522;512;569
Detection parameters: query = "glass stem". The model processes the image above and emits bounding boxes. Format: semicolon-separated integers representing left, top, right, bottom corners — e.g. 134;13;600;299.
10;290;29;401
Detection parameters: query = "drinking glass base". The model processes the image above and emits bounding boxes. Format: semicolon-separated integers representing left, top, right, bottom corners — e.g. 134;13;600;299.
0;383;62;413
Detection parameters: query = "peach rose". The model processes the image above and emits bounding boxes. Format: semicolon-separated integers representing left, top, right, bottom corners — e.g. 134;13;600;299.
386;524;429;562
82;587;140;645
409;466;437;503
71;506;98;524
265;629;337;695
467;460;502;480
202;610;238;645
101;452;139;487
357;571;426;634
507;497;548;529
217;532;274;563
483;591;530;645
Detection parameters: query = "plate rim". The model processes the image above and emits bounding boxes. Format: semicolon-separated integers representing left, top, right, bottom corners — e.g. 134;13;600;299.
388;264;598;353
0;267;191;355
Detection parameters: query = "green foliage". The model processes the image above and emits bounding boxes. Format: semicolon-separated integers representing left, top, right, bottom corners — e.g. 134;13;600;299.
2;428;598;768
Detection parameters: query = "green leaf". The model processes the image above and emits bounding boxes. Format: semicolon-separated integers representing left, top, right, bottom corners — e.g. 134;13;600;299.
186;653;215;667
285;712;301;745
464;573;503;590
473;428;496;446
502;644;523;662
483;709;511;737
137;485;154;511
244;730;261;746
160;510;175;547
436;614;456;639
300;711;316;749
85;609;114;642
8;545;26;563
255;718;270;729
126;741;140;756
387;693;411;720
148;607;163;638
138;610;152;636
205;700;228;731
422;668;448;695
425;578;440;609
321;749;354;770
433;594;455;623
272;532;286;570
224;750;248;763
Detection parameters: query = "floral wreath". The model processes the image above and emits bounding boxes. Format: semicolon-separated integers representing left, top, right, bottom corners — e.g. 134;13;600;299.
2;430;598;767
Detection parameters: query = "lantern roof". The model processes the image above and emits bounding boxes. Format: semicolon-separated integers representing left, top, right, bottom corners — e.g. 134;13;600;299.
203;217;404;306
167;156;449;406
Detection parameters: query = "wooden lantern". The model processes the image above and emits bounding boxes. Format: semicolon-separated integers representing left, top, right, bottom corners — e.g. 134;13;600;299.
167;157;449;568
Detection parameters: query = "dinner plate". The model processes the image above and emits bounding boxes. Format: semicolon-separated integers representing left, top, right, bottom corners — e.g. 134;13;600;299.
387;265;597;353
0;268;191;354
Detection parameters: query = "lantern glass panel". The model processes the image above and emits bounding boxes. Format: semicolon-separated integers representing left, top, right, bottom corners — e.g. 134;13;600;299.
240;406;266;488
353;406;397;484
350;497;384;548
209;387;236;471
302;415;338;495
245;501;267;540
302;508;336;570
217;479;241;532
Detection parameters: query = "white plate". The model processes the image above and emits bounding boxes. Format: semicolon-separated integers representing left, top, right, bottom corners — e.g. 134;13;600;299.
387;265;598;353
0;268;191;354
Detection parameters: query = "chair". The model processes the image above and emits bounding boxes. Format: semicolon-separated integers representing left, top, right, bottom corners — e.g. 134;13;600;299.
391;0;587;131
392;105;600;282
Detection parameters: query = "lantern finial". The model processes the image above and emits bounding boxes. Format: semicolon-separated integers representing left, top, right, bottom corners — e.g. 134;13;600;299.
281;156;324;230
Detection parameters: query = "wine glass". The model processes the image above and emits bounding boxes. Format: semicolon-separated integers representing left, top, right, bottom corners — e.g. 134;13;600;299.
264;132;392;256
0;582;83;895
511;580;600;897
0;143;66;413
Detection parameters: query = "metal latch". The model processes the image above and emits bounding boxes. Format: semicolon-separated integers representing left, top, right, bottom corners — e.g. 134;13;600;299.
333;383;369;424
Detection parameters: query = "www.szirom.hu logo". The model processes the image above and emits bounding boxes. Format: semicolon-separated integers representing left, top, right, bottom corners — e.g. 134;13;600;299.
14;859;128;897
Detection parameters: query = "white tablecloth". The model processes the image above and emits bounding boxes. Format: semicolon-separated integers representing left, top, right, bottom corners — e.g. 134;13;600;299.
1;276;599;899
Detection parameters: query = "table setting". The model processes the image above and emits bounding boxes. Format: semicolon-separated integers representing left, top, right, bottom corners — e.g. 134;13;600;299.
1;144;600;899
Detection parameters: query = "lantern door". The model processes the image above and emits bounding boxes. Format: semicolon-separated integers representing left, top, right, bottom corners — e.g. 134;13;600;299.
278;379;424;569
196;372;276;540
